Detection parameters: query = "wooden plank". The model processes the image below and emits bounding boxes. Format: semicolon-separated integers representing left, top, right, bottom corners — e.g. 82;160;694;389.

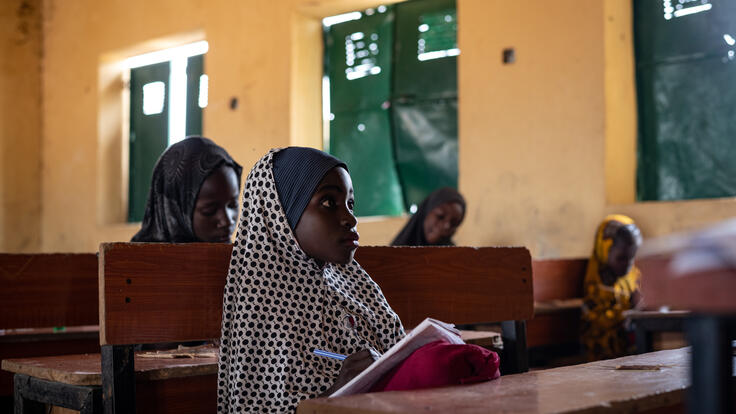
356;247;533;328
458;330;502;349
638;253;736;313
13;374;101;413
2;351;218;386
100;244;532;345
0;325;98;343
297;348;693;414
0;253;98;329
531;258;586;302
136;374;216;414
99;243;232;345
526;310;581;348
0;335;99;398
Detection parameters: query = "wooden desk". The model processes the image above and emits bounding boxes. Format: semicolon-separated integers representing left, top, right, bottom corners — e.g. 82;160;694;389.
639;243;736;414
624;310;690;354
298;348;703;414
2;331;497;413
0;253;99;407
3;347;218;414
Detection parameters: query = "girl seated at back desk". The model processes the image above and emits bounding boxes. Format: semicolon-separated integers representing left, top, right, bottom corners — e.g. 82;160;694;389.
131;136;242;243
582;214;643;361
391;187;466;246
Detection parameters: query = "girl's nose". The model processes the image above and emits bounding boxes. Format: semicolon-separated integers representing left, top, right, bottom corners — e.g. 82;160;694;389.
217;210;233;228
341;209;358;228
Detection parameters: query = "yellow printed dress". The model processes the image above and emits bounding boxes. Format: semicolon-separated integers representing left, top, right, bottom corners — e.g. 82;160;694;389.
581;215;640;361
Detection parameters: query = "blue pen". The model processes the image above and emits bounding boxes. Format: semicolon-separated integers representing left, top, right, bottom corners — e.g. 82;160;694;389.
313;349;347;361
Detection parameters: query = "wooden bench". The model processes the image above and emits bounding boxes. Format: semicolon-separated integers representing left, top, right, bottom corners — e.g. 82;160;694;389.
99;243;531;413
0;253;100;410
298;347;708;414
528;258;689;362
4;244;531;413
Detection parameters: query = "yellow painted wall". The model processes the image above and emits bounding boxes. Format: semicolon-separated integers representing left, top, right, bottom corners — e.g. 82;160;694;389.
0;0;42;252
1;0;734;256
458;0;607;258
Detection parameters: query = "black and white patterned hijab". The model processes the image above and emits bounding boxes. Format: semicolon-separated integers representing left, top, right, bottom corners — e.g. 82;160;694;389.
217;148;405;413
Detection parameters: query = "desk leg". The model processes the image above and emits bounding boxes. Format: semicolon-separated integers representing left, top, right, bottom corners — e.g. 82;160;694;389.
685;315;734;414
13;375;44;414
13;374;101;414
501;320;528;375
634;322;653;354
102;345;135;414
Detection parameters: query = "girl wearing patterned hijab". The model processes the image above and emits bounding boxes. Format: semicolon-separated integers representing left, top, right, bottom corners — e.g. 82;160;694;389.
131;136;243;243
581;214;643;361
391;187;466;246
218;147;405;413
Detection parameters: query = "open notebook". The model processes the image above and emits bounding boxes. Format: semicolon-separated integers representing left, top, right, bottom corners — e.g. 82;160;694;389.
330;318;464;397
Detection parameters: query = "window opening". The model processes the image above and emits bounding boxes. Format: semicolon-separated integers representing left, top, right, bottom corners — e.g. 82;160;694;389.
323;0;459;217
126;41;208;222
634;0;736;201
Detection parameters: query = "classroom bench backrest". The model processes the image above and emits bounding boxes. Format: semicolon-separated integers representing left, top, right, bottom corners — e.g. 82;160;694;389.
531;258;587;302
98;242;231;346
356;246;534;328
0;253;98;329
99;243;533;345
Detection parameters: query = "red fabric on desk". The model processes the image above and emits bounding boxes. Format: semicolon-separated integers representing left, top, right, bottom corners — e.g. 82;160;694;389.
369;340;500;392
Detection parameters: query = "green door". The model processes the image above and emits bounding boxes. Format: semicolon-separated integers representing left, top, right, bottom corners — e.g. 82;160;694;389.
186;54;204;137
128;61;169;222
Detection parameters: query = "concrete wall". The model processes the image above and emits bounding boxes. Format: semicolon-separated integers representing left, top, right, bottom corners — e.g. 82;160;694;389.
0;0;42;252
1;0;734;256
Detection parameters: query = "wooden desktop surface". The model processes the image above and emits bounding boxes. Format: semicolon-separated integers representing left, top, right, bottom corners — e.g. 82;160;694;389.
298;348;701;414
2;331;498;386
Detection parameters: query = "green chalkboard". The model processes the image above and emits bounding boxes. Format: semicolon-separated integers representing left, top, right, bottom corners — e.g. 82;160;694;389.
635;0;736;200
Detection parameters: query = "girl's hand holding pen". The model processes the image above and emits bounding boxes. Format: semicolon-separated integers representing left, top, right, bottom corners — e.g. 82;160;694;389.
319;348;380;397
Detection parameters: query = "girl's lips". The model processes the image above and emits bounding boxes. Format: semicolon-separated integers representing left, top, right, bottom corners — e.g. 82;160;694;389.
341;239;359;248
341;232;360;248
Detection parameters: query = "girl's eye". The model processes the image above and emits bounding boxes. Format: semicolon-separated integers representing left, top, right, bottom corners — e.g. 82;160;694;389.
321;198;335;208
201;209;216;217
348;200;355;211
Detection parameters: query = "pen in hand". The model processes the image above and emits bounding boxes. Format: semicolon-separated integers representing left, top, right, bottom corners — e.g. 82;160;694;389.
313;349;347;360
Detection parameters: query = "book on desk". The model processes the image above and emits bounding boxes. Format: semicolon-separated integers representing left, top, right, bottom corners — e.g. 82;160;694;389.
330;318;465;397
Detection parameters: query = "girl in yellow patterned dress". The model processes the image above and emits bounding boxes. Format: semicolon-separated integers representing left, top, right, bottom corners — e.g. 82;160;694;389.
581;215;643;361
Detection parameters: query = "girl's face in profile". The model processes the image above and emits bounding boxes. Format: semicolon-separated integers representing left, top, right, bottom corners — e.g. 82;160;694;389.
294;167;359;266
193;165;240;243
423;201;464;245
